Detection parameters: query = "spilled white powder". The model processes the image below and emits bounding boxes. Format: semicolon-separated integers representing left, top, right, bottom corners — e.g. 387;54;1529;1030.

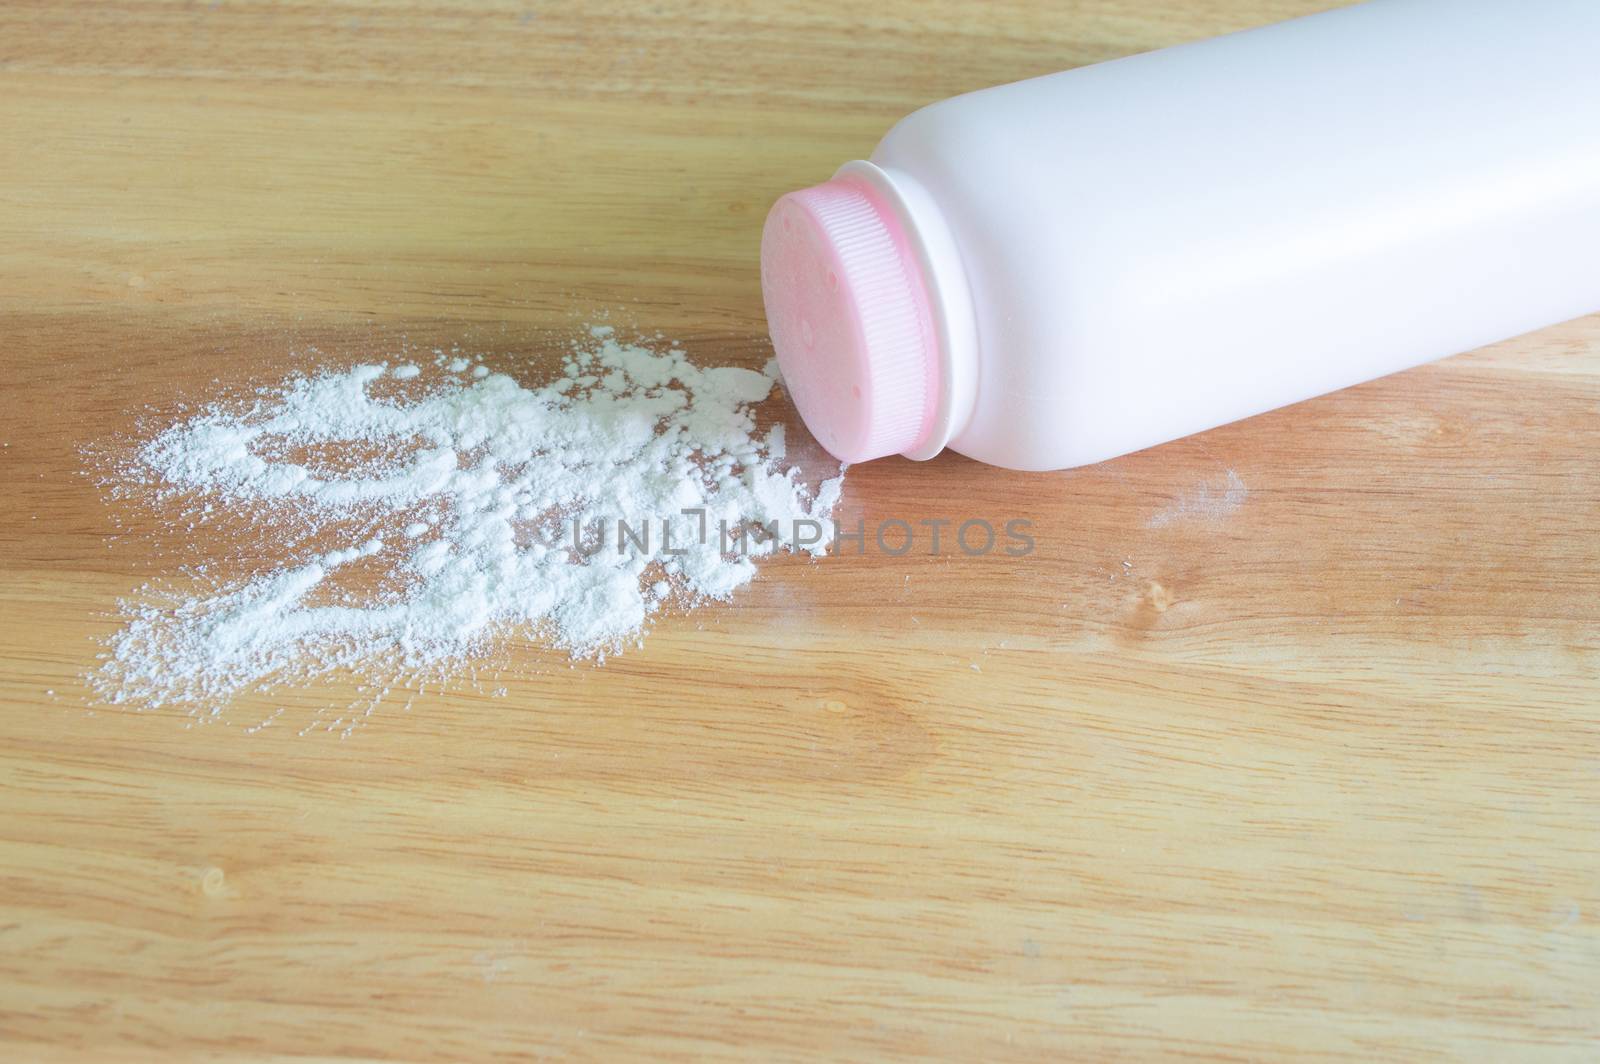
1145;468;1247;529
93;333;844;713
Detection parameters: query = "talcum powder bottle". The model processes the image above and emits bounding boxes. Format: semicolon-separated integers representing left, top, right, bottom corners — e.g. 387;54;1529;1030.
759;0;1600;471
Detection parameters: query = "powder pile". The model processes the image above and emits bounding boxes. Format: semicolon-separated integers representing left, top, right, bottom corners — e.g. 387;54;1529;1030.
93;330;844;712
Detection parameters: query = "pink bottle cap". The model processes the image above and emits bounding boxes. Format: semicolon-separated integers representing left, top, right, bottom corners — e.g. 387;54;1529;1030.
760;177;941;464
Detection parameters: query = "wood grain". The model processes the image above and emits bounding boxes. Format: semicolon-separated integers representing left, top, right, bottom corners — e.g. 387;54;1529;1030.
2;1;1597;1060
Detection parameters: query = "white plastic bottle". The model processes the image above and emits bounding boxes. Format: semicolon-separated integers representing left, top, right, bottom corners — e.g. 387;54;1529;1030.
759;0;1600;471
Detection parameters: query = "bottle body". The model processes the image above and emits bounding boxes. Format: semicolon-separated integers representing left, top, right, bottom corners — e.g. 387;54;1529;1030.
760;0;1600;471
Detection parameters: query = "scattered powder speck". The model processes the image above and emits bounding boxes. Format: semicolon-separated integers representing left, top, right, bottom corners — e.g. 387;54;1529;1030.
91;332;844;715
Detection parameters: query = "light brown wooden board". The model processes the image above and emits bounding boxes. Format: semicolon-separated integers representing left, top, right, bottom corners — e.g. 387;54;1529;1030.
2;1;1597;1060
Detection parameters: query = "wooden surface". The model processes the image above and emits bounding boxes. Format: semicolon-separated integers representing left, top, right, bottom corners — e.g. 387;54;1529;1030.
3;1;1598;1060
